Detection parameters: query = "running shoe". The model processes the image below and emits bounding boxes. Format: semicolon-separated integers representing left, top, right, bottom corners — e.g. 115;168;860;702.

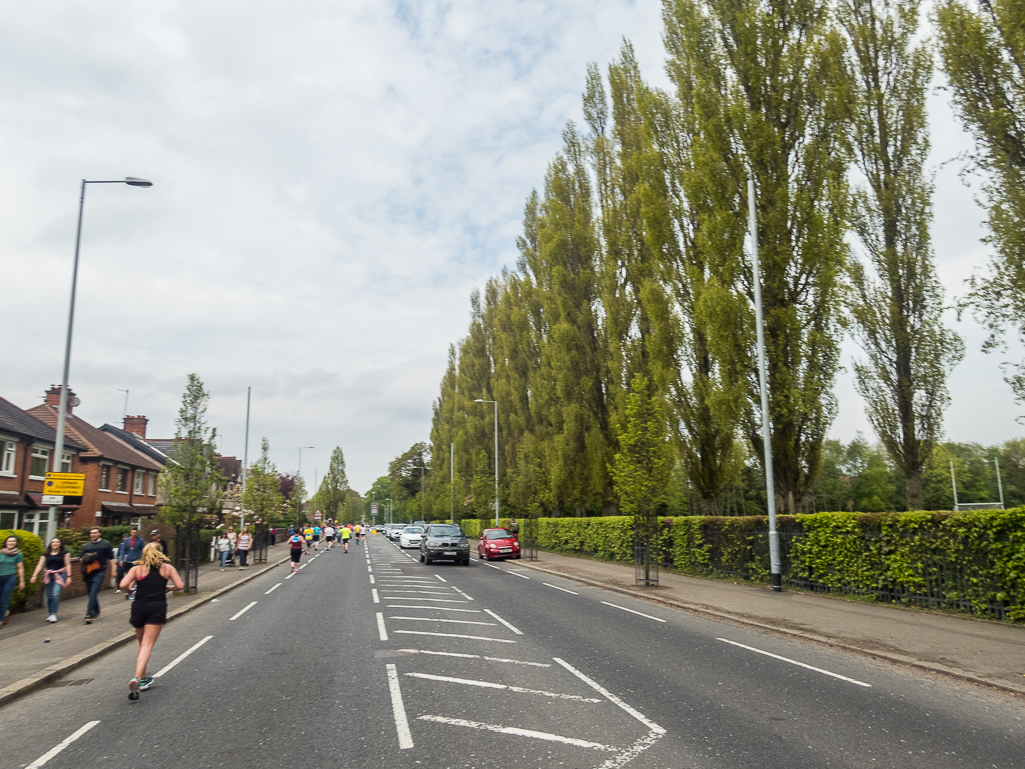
139;676;154;691
128;677;140;701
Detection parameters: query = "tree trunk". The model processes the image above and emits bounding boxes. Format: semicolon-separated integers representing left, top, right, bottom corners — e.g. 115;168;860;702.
905;471;923;511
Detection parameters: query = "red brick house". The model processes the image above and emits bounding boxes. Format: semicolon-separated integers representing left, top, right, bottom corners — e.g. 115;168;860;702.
28;388;163;528
0;395;86;534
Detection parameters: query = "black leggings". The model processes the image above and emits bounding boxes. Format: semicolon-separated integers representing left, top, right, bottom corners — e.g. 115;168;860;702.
238;549;249;567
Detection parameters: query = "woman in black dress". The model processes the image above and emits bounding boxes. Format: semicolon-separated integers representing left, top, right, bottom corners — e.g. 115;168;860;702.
120;542;184;700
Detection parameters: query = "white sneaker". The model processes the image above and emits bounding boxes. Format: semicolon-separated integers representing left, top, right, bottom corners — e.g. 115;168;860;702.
46;614;57;623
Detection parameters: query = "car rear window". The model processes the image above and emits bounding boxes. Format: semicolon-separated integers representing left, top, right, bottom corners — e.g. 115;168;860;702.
485;530;515;540
404;527;424;534
428;525;462;536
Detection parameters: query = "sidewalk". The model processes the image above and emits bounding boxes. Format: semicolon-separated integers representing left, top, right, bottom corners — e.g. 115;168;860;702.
514;550;1025;696
0;543;291;705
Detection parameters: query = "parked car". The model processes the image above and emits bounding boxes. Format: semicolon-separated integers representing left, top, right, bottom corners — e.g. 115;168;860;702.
399;526;424;549
419;523;470;565
477;528;521;561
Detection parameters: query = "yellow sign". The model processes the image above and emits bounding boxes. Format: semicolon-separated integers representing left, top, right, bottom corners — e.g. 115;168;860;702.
44;472;85;496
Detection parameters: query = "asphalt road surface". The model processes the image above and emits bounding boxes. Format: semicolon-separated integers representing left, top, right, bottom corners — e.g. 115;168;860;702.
5;535;1023;769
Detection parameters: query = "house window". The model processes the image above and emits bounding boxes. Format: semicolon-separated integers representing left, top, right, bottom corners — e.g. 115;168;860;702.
116;468;128;492
30;447;50;478
1;442;16;476
99;464;111;491
0;511;17;529
134;470;145;494
148;473;156;496
61;452;72;473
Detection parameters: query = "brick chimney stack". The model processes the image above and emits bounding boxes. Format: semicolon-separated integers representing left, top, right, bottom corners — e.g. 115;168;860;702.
124;415;148;438
45;385;75;414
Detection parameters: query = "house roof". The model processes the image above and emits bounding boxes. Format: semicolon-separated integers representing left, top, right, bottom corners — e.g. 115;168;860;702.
100;423;171;466
0;396;85;449
27;404;162;470
146;438;176;457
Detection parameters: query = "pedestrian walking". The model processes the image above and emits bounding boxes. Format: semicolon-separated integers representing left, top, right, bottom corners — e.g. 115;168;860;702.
29;537;72;622
115;528;144;595
120;542;184;700
269;527;277;546
149;529;168;556
288;531;304;574
79;527;115;624
226;528;238;567
216;532;232;571
236;527;252;570
0;535;26;628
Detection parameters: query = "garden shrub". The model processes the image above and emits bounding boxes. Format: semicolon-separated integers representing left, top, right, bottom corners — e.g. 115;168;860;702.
0;529;43;612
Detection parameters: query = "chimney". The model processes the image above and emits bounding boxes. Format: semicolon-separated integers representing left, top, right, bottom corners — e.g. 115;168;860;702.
45;386;75;414
124;415;148;439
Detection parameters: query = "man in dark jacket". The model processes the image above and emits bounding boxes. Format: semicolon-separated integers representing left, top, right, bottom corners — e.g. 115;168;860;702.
115;528;144;597
79;527;115;623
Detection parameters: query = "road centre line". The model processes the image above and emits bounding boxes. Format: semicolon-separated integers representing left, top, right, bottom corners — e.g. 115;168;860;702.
386;664;414;750
299;563;307;570
265;582;282;594
377;612;389;641
484;608;524;635
483;562;502;570
369;575;375;584
367;566;373;573
393;630;517;643
153;635;214;678
386;605;481;613
372;589;380;604
509;571;531;580
716;638;872;687
405;672;601;702
229;601;258;621
398;648;550;667
451;586;474;601
390;616;496;626
381;596;468;603
543;582;578;595
553;657;665;734
286;572;295;579
600;601;666;623
417;715;612;751
434;574;447;582
26;721;101;768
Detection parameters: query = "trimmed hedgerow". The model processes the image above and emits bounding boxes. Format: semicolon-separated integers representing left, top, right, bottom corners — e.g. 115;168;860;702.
0;529;44;612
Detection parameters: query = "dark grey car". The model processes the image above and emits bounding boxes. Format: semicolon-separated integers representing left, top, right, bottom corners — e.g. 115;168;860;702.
419;523;470;565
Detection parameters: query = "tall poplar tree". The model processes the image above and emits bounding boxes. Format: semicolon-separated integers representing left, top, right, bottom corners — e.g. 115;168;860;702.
839;0;964;509
936;0;1025;408
314;446;349;520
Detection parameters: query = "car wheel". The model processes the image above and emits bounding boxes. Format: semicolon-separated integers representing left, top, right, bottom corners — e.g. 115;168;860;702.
424;555;432;565
461;558;470;566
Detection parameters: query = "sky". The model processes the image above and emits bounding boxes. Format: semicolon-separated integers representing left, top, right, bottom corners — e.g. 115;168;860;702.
1;1;1021;494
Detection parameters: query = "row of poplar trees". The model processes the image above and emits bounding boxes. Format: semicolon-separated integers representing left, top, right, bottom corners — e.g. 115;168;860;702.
426;0;1025;518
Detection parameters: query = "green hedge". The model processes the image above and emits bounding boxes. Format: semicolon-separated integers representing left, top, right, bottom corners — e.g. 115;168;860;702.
0;529;43;612
521;509;1025;621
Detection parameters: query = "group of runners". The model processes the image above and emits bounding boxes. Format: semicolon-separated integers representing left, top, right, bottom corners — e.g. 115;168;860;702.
287;522;366;573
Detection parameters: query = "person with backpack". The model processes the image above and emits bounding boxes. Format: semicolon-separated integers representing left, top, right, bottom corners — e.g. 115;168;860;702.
120;542;184;700
80;527;115;624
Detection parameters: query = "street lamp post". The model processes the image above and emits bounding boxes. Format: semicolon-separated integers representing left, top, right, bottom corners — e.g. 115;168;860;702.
474;399;499;526
48;177;152;542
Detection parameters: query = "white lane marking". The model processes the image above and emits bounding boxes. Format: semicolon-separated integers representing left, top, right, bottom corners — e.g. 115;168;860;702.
299;563;307;570
27;721;101;768
543;582;578;595
380;596;468;603
229;601;258;621
601;601;666;623
417;715;612;751
553;658;665;734
386;605;481;613
265;583;282;594
369;575;376;584
509;571;530;580
451;586;474;601
434;574;447;582
595;730;665;769
285;572;295;579
372;589;380;604
368;566;373;573
386;664;414;750
483;562;502;570
393;630;516;643
397;649;550;667
484;608;524;635
153;635;214;678
377;612;389;641
405;672;600;702
389;616;497;626
380;589;453;595
716;638;872;687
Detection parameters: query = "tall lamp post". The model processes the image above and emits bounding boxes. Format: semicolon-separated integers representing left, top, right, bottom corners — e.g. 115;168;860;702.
49;177;152;542
473;398;499;526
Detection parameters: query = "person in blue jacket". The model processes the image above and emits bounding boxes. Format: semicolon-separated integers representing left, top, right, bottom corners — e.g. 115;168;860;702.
115;528;145;598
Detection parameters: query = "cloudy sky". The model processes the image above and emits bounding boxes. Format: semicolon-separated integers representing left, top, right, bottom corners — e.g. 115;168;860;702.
1;1;1021;494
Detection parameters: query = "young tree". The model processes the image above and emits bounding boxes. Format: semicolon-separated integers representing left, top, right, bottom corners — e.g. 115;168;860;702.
840;0;964;509
610;374;675;517
314;447;349;520
159;374;225;527
242;438;284;525
936;0;1025;410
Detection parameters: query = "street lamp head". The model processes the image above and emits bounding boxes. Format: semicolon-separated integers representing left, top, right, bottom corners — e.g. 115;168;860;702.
474;399;484;402
124;177;153;187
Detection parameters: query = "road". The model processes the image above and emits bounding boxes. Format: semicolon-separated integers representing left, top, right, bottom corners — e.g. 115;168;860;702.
4;535;1023;769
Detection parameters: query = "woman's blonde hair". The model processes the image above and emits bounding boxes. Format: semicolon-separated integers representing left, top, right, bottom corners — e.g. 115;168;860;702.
135;541;170;569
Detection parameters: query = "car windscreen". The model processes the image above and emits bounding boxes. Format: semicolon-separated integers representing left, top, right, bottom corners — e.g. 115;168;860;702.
427;525;462;537
404;527;424;534
485;530;515;540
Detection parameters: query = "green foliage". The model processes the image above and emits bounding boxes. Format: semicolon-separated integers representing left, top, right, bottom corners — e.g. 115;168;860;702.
313;446;350;520
0;529;43;611
242;438;284;525
56;528;87;555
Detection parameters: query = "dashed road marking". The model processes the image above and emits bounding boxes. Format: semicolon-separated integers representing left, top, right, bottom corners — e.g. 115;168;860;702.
265;583;282;594
229;601;258;621
377;612;389;641
434;574;447;582
484;608;524;635
451;586;474;601
600;601;665;623
542;582;578;595
27;721;101;768
372;588;380;604
386;664;414;750
417;715;612;751
716;638;872;687
405;672;600;702
153;635;214;678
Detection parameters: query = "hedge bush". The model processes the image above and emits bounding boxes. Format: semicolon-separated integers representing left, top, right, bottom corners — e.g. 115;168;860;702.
0;529;43;612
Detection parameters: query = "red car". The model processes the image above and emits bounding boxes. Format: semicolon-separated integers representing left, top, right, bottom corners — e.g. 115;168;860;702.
477;528;521;560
